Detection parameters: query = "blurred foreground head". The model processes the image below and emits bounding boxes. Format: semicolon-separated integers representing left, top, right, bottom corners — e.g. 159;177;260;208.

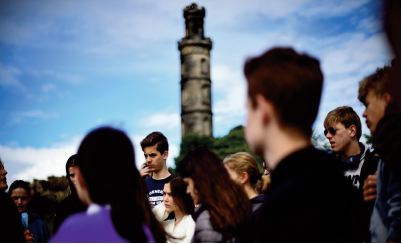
75;126;163;242
243;47;323;155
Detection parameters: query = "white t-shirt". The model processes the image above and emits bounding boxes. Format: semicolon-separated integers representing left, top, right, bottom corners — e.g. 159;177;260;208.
152;203;195;243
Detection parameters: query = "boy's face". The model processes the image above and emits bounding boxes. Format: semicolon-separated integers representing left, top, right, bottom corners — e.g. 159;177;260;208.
325;122;355;154
143;144;168;173
245;98;264;156
362;90;389;135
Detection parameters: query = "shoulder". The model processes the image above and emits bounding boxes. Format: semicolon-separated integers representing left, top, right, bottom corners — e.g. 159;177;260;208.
193;210;224;242
194;209;213;230
182;214;195;227
51;208;127;243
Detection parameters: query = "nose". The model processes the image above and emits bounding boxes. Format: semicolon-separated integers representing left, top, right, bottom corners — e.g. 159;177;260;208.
362;110;367;118
16;198;23;205
325;131;332;139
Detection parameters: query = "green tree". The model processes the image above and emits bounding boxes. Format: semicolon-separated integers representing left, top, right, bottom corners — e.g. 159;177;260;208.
175;125;264;170
311;129;331;151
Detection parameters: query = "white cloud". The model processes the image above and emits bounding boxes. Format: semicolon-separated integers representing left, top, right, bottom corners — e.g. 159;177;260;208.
0;63;24;89
9;110;60;124
322;33;392;76
138;112;180;130
0;137;80;183
0;132;179;185
300;0;369;18
211;64;246;130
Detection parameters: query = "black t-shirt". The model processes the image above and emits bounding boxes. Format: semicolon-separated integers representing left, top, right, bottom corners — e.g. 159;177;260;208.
251;146;359;242
144;175;173;208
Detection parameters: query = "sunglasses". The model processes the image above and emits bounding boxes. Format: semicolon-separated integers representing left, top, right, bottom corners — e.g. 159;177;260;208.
324;127;337;136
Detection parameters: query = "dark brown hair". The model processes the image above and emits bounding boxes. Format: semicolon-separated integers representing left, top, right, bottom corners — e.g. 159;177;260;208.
76;127;166;242
169;177;194;215
65;154;77;194
140;131;169;154
177;147;251;234
244;47;323;136
324;106;362;140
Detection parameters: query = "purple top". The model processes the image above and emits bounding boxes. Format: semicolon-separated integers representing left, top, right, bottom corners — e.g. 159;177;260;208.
51;204;155;243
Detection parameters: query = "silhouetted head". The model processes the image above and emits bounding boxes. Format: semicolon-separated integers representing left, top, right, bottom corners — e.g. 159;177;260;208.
75;126;161;242
76;127;139;205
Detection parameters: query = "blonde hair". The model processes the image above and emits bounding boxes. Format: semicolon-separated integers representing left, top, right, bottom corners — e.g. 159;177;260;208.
223;152;264;193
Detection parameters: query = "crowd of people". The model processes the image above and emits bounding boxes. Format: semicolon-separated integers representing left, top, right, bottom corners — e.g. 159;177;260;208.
0;43;400;242
0;1;400;242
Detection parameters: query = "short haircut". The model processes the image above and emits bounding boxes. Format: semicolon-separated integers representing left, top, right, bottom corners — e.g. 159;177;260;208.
358;65;392;103
8;180;31;196
140;132;169;154
324;106;362;140
169;177;194;215
244;47;323;136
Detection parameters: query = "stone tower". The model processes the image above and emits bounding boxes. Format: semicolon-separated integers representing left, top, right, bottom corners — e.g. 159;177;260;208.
178;3;213;138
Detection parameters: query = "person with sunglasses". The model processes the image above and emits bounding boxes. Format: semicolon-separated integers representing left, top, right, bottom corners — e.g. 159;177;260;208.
324;106;378;189
324;106;379;241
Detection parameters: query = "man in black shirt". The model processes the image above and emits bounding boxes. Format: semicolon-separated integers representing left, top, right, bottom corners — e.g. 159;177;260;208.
243;47;358;242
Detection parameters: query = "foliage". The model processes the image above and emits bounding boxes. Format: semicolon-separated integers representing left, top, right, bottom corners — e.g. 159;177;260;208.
175;125;264;171
311;129;331;151
363;133;373;145
31;176;69;203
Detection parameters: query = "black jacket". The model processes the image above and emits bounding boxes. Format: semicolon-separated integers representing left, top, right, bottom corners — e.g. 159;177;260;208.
251;146;359;242
0;191;25;242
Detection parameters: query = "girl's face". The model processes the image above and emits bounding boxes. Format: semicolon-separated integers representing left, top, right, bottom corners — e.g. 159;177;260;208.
10;187;30;213
163;183;179;213
183;177;200;205
225;165;242;185
68;166;78;188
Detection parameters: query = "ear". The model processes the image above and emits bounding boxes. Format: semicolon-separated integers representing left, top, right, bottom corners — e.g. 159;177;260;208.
240;171;249;184
383;93;392;104
74;167;85;186
256;94;275;126
348;125;357;138
162;150;169;160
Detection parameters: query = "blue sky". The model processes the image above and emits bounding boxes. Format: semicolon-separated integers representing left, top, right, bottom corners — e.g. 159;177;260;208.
0;0;393;184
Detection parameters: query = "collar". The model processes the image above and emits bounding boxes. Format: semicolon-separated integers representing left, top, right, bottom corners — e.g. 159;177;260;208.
86;203;110;215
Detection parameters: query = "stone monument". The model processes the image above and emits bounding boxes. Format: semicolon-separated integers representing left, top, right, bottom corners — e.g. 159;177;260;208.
178;3;213;138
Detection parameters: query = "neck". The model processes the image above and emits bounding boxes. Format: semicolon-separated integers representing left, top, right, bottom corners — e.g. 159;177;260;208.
152;167;171;180
341;140;361;160
244;184;258;200
264;126;310;170
174;210;185;225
